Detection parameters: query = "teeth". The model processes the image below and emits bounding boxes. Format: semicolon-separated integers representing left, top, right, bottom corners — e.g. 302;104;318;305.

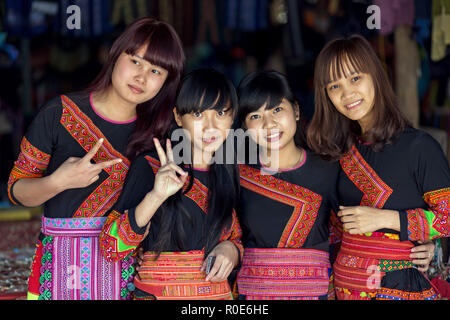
267;133;280;138
347;100;362;108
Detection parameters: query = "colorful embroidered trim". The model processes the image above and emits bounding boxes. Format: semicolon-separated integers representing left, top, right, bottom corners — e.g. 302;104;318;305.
7;137;51;204
334;232;415;299
237;248;330;299
60;95;130;218
100;210;145;261
376;287;438;300
340;145;393;208
38;217;135;300
239;164;321;248
406;187;450;241
135;250;232;300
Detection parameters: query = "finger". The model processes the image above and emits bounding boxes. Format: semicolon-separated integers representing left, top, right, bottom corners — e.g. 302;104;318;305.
338;208;355;217
168;162;188;177
211;261;232;282
89;175;100;184
84;138;104;162
153;138;167;166
205;258;221;282
340;215;356;223
95;158;123;170
166;139;174;163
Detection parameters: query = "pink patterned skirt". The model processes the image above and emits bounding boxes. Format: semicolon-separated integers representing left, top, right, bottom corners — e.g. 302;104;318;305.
27;216;134;300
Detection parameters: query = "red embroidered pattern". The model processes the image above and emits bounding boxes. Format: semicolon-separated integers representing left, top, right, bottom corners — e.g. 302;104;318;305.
406;187;450;241
340;146;392;208
7;137;51;204
376;287;438;300
239;164;321;248
219;209;244;261
100;210;145;261
60;95;130;218
423;187;450;237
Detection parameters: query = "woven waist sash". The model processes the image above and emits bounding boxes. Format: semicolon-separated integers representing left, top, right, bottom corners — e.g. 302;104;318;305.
237;248;331;298
134;250;232;300
334;232;415;295
42;216;107;237
37;216;134;300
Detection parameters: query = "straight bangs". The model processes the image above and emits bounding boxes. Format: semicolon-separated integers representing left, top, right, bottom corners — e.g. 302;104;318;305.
237;70;294;124
123;22;184;80
318;41;372;88
176;68;238;116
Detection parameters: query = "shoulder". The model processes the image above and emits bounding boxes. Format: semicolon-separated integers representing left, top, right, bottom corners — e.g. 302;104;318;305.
395;127;443;154
305;150;340;174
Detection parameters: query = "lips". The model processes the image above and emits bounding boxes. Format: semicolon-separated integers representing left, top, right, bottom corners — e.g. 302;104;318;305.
128;84;144;94
345;99;363;110
202;136;218;144
265;132;282;142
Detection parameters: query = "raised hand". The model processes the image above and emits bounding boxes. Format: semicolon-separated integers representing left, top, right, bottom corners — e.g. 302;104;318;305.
50;138;122;191
152;138;188;200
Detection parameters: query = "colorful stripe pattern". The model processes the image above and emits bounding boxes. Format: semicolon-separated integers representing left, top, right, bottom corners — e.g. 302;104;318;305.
7;137;51;204
60;95;130;218
340;145;393;208
333;232;438;300
406;187;450;241
36;217;134;300
100;210;146;261
134;250;232;300
237;248;331;300
239;164;322;248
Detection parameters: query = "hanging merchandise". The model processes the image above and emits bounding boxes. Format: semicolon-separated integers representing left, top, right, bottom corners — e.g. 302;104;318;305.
373;0;415;35
225;0;269;32
111;0;150;28
414;0;432;46
196;0;220;45
431;0;450;61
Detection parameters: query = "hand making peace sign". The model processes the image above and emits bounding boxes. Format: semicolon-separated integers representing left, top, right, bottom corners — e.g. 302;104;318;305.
51;138;123;191
152;138;188;200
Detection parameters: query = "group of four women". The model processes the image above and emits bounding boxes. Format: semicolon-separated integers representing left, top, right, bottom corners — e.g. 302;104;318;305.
7;17;449;300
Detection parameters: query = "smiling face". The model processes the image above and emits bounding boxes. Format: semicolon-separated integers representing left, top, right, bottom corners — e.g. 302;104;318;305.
110;44;169;108
244;98;299;153
325;60;376;132
174;100;234;162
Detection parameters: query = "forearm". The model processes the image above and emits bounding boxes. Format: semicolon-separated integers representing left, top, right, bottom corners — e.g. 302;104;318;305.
134;190;167;228
380;209;401;231
12;175;64;207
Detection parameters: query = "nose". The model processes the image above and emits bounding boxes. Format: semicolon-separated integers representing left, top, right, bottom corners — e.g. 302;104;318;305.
341;83;355;101
134;69;147;85
263;113;277;129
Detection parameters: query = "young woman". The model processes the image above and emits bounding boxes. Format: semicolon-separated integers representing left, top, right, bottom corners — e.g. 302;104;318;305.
235;70;339;300
308;34;449;300
7;17;185;300
100;68;243;300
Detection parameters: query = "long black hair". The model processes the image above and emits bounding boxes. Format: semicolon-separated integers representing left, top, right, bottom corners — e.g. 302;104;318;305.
237;70;308;149
153;68;240;258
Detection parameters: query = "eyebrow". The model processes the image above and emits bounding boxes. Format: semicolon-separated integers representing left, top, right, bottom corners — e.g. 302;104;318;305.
326;70;359;85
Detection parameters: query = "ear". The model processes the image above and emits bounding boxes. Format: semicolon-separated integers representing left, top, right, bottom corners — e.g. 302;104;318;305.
173;107;183;127
294;102;300;121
